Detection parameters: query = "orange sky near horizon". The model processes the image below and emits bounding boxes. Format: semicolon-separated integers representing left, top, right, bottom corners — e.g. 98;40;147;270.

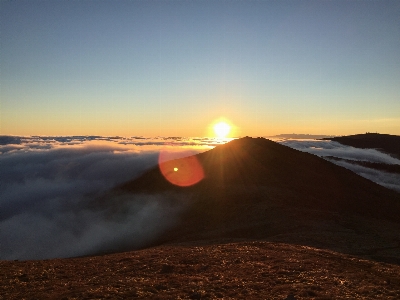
2;111;399;138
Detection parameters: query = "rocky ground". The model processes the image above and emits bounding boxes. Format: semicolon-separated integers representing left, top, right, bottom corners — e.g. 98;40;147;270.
1;241;400;300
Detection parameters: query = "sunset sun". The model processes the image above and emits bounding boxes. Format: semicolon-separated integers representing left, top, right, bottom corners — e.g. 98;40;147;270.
213;121;231;138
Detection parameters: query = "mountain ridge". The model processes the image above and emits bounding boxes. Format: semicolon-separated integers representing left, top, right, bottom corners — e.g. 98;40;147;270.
107;137;400;263
116;137;400;219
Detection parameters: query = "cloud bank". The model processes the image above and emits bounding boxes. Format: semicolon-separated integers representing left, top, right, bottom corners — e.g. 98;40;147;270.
1;135;399;260
0;135;232;154
0;137;211;260
278;139;400;192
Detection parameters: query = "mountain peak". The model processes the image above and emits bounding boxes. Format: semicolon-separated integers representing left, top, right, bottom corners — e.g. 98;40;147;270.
116;137;400;220
98;137;400;262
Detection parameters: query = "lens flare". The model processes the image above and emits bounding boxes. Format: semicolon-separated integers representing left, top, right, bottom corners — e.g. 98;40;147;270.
159;151;204;187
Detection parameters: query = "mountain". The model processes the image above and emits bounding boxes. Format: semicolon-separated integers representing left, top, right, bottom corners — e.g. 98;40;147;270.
111;137;400;263
270;133;336;139
323;133;400;158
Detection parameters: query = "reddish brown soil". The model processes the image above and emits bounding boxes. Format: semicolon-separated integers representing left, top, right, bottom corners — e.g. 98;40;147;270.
1;241;400;300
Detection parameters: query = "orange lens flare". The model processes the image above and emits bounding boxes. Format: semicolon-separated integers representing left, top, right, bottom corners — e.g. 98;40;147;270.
158;151;204;187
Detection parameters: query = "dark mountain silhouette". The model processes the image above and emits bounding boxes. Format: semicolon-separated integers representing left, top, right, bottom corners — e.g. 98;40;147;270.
116;137;400;219
270;133;336;139
109;137;400;263
323;133;400;158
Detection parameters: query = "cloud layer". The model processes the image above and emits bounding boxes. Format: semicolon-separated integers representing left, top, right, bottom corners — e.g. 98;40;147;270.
278;139;400;192
0;137;210;260
0;135;232;154
1;136;399;260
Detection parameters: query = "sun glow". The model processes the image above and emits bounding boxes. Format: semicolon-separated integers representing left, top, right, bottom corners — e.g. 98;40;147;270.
213;121;231;138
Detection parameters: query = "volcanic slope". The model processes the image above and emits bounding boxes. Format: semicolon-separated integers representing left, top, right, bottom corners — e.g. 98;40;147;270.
114;137;400;263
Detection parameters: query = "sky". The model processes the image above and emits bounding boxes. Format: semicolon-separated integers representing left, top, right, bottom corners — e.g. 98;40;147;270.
1;0;400;137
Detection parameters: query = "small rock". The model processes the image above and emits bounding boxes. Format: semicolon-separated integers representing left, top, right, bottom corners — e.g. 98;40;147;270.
160;264;174;274
285;294;297;300
18;274;29;282
189;292;202;299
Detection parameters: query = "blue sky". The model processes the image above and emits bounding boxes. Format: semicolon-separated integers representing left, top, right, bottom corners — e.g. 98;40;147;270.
1;0;399;136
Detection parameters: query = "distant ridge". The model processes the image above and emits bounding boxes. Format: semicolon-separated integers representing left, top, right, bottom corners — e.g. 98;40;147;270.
268;133;336;139
323;133;400;159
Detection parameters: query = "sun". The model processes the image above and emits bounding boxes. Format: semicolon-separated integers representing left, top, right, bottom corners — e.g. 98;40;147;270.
213;121;231;138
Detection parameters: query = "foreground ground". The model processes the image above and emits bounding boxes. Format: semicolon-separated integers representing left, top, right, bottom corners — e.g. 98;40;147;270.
1;241;400;299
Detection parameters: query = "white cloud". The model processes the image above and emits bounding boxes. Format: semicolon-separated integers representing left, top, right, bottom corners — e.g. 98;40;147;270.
279;139;400;192
1;136;398;260
279;139;400;165
324;158;400;193
1;193;186;260
0;137;206;260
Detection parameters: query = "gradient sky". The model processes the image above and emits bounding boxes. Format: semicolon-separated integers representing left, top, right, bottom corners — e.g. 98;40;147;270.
1;0;399;137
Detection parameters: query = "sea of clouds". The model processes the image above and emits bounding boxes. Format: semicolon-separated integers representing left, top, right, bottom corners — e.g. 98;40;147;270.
0;136;229;260
1;135;399;260
278;139;400;192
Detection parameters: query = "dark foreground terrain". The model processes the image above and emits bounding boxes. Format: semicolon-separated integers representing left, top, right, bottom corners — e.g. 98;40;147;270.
2;136;400;299
1;241;400;300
